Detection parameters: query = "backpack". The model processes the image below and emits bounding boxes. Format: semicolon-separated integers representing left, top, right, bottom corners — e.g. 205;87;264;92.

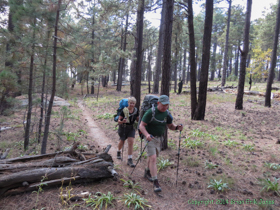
113;98;128;122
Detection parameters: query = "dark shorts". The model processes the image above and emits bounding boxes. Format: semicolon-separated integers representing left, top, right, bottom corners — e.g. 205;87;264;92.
118;125;136;141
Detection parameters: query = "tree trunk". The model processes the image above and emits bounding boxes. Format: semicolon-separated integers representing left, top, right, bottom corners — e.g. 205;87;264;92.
0;146;115;196
153;0;166;94
24;17;36;151
38;29;51;144
221;0;232;87
182;46;187;83
117;27;124;91
173;31;178;93
187;0;197;118
192;0;213;120
161;0;174;96
41;0;62;154
132;0;144;109
210;35;217;81
265;0;280;107
235;40;240;77
160;0;174;150
235;0;252;110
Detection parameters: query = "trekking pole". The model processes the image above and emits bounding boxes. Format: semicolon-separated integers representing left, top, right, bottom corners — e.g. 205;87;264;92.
130;138;150;175
176;130;182;187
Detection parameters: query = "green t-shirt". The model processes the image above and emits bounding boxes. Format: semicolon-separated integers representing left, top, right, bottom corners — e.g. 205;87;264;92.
141;107;173;137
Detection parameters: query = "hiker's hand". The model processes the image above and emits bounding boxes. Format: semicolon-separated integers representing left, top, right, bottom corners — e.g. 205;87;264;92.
177;124;183;131
123;118;127;123
146;134;153;141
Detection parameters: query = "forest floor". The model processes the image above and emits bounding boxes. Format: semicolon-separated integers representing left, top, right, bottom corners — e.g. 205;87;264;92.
1;81;280;210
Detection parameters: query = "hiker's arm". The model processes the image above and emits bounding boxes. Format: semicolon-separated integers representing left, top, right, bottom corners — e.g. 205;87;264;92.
167;123;183;131
118;116;127;124
139;121;153;141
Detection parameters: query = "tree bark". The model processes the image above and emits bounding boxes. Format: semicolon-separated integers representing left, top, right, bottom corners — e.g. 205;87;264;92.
0;149;114;196
161;0;174;96
265;0;280;107
160;0;174;150
192;0;213;120
153;0;166;94
221;0;232;87
24;17;36;150
132;0;144;109
41;0;62;154
187;0;198;119
235;0;252;110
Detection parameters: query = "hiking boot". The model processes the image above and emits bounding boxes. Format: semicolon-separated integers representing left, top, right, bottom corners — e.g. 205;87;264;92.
127;158;135;167
117;151;121;159
153;179;162;192
144;169;153;182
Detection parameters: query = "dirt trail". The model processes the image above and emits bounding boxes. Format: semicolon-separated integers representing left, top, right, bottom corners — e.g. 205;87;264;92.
78;100;118;158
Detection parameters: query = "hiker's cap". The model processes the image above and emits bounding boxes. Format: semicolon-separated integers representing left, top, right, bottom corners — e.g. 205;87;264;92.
158;95;170;105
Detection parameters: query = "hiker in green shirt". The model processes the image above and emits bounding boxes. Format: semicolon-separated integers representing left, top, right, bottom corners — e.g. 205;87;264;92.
139;95;183;192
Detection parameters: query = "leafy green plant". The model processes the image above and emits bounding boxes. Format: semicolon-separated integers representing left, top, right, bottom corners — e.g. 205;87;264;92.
97;113;114;119
157;158;174;172
183;138;203;149
77;144;88;151
258;177;280;195
135;151;147;160
243;144;254;151
264;162;280;170
204;160;218;169
223;140;238;147
208;134;218;141
84;192;116;209
133;144;139;151
207;179;229;192
120;179;142;192
122;193;151;210
168;138;177;150
65;132;80;142
190;129;206;137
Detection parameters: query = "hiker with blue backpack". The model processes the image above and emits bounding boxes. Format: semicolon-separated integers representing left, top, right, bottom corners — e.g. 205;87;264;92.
116;96;139;167
139;95;183;193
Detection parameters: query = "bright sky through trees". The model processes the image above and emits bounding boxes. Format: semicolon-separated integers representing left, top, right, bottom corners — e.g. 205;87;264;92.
145;0;278;28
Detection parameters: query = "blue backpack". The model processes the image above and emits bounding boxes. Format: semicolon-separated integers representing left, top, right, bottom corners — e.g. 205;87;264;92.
114;99;128;122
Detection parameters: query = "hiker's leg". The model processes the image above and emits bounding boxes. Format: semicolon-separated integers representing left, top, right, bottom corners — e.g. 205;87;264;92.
118;140;124;151
127;137;134;156
148;154;157;177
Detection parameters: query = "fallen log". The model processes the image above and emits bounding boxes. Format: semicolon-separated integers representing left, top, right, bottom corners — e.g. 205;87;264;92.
0;144;116;196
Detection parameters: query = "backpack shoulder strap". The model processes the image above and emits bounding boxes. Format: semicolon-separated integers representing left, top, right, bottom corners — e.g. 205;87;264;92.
149;104;156;123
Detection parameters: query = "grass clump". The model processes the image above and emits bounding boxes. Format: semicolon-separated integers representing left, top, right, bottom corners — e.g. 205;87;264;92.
205;160;218;169
207;179;230;192
122;193;151;210
243;144;254;152
84;191;116;209
185;156;200;167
